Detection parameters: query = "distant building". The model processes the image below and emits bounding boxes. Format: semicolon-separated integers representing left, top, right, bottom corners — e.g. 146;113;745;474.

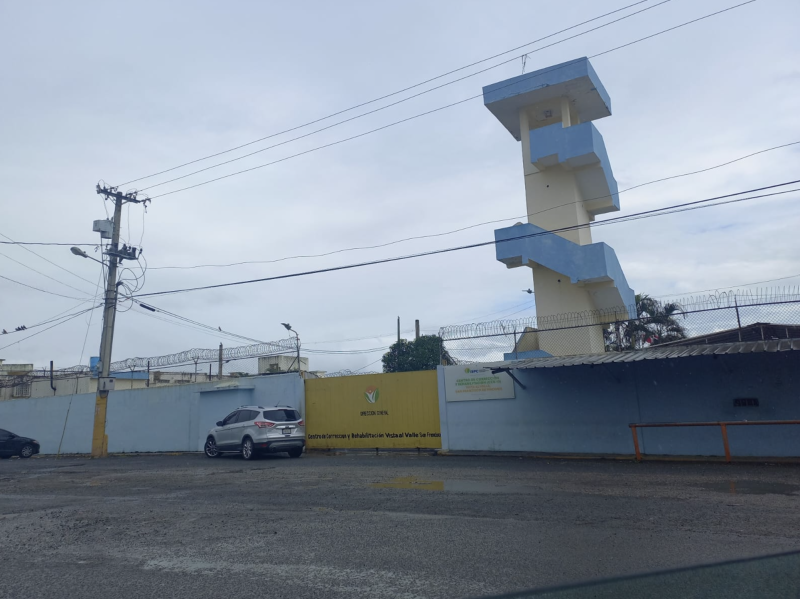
656;323;800;347
0;356;245;401
258;355;309;374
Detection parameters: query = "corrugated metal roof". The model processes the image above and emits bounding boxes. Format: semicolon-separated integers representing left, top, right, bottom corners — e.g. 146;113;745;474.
490;338;800;370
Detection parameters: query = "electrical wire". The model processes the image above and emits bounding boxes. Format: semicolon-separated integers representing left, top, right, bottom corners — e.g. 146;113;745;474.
149;140;798;271
304;330;417;345
0;231;98;287
0;296;102;338
144;2;755;200
0;307;101;352
135;180;800;299
0;250;96;297
128;299;271;345
117;0;659;187
0;274;91;301
136;1;674;193
77;267;105;366
128;307;268;346
305;346;390;355
0;241;97;247
654;274;800;298
352;357;385;373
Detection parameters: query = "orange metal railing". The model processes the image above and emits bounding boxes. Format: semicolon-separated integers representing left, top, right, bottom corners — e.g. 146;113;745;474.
628;420;800;463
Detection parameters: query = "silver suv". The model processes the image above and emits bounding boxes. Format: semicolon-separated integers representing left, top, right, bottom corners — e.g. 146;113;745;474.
204;405;305;460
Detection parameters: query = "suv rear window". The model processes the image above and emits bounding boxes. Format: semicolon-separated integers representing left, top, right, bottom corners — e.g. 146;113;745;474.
262;409;301;422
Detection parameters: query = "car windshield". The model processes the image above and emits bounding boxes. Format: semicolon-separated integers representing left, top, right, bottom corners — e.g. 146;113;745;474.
262;409;300;422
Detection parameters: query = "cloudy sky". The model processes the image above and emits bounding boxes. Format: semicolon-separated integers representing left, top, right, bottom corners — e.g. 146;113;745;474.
1;0;799;373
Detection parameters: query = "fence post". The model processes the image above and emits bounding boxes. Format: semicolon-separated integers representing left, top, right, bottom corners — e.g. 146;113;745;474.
734;297;743;341
513;329;518;360
630;425;642;462
720;424;732;463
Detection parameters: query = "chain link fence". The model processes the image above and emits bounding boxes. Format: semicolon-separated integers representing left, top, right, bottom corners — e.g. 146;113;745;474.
5;287;800;396
439;288;800;364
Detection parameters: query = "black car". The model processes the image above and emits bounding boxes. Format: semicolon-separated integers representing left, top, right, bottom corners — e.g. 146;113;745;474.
0;429;40;459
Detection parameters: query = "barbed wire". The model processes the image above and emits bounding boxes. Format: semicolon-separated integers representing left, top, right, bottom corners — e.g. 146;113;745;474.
320;369;381;378
439;287;800;340
442;292;800;364
49;337;298;374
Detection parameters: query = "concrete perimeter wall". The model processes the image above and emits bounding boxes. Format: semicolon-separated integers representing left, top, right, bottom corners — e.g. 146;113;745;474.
0;374;304;455
438;352;800;458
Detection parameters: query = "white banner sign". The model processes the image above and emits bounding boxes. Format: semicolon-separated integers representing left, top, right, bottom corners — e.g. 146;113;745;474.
444;366;516;402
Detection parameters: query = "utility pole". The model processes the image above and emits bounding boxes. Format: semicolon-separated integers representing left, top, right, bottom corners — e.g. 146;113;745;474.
91;184;148;458
415;319;420;340
218;343;223;380
397;316;400;343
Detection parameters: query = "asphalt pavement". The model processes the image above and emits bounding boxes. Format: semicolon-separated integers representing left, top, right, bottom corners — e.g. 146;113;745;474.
0;453;798;598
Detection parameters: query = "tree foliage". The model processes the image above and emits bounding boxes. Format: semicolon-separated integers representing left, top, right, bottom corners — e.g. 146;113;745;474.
605;294;688;351
382;335;452;373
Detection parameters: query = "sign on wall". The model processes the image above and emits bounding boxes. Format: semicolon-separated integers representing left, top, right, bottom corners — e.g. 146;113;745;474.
305;370;441;449
443;366;516;402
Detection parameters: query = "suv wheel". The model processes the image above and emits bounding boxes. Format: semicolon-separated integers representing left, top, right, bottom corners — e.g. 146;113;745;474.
241;437;256;461
204;437;219;458
287;447;303;458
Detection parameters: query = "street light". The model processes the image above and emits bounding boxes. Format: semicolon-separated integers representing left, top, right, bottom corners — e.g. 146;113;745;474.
70;246;104;266
281;323;301;373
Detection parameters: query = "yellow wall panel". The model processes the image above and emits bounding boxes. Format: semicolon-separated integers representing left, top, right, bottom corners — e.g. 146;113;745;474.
305;371;441;449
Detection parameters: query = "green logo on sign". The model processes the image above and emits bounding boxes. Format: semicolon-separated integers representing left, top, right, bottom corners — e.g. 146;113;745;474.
365;385;380;403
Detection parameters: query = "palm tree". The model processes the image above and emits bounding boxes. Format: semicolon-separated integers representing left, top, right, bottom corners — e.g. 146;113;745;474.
627;294;688;348
605;294;688;351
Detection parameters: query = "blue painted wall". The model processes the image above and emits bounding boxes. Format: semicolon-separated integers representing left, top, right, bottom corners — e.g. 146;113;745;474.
438;352;800;457
0;392;96;454
495;223;636;314
0;374;304;454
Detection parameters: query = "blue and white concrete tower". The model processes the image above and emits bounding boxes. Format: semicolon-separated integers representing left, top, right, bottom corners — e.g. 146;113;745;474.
484;58;635;356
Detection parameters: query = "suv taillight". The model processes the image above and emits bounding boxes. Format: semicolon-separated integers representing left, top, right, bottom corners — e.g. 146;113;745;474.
297;420;304;426
255;421;276;428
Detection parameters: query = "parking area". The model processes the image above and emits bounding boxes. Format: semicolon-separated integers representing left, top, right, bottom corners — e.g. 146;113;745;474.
1;453;799;598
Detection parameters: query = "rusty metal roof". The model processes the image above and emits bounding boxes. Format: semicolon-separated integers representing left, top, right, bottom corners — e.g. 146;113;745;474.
491;338;800;370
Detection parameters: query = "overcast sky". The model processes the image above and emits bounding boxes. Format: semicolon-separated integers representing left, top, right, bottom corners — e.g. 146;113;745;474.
1;0;799;373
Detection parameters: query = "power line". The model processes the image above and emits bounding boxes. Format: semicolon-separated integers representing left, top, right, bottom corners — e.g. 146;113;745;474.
117;0;658;187
128;306;266;346
149;139;798;271
131;299;269;345
0;231;97;287
78;268;105;366
0;307;100;352
145;2;754;200
1;304;101;337
654;273;800;298
0;274;90;301
0;250;95;297
0;241;97;247
135;180;799;299
137;1;674;193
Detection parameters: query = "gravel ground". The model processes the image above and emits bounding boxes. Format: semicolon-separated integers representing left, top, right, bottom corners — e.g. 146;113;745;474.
0;453;798;598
